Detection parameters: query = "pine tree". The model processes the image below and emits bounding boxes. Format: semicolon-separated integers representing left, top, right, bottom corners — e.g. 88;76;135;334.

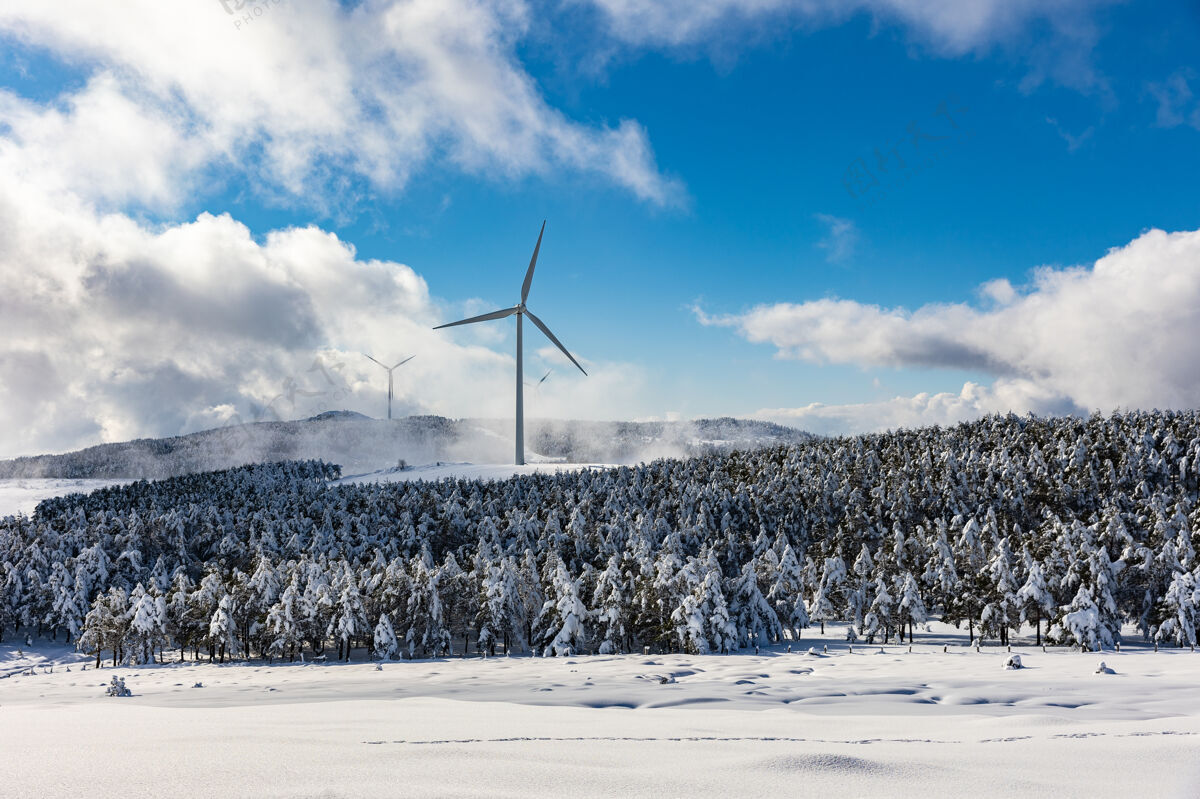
77;587;128;668
208;594;236;663
863;576;894;643
894;572;927;643
373;613;400;660
769;543;806;640
536;555;589;657
1015;561;1055;645
264;573;304;661
1156;567;1198;647
126;582;168;664
729;561;781;648
592;554;630;654
1052;584;1112;651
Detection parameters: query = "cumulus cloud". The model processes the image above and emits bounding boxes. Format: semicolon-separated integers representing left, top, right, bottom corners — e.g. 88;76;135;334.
702;226;1200;428
0;0;679;458
0;0;682;211
0;168;649;458
584;0;1113;92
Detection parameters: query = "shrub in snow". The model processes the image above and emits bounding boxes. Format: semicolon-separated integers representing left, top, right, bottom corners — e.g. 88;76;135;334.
1095;661;1115;674
106;676;131;697
1003;654;1022;670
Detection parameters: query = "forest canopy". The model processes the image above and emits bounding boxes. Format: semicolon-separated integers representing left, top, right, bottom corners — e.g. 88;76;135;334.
2;411;1198;665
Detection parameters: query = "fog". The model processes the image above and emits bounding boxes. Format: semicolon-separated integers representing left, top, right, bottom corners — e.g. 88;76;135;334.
0;413;812;480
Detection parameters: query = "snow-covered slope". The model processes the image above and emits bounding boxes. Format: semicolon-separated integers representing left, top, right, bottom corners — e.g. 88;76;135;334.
3;625;1198;797
0;414;810;479
0;477;132;517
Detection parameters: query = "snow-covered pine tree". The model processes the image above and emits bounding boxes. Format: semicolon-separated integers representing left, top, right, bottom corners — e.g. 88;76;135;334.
264;573;305;661
894;572;927;643
1015;560;1055;646
1052;584;1112;651
1156;567;1199;647
769;543;807;640
373;613;400;660
862;576;894;644
126;582;168;664
535;554;589;657
592;554;630;654
729;560;781;648
208;593;237;663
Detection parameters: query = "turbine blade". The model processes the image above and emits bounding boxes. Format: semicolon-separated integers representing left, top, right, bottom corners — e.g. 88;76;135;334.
520;220;545;305
433;306;518;329
392;355;416;370
539;369;552;385
524;308;586;376
362;353;387;369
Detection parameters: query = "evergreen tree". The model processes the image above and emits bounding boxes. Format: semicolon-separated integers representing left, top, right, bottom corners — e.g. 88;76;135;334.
373;613;400;660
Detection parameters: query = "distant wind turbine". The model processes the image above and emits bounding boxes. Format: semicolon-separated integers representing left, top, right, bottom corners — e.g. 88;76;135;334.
362;353;415;421
433;221;586;465
526;369;553;392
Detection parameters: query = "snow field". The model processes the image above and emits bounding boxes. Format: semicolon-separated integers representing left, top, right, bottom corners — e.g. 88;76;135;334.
4;633;1200;798
0;478;131;518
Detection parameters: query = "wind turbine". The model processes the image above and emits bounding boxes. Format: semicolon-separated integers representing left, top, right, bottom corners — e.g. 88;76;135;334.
362;353;415;421
433;221;586;465
526;369;553;393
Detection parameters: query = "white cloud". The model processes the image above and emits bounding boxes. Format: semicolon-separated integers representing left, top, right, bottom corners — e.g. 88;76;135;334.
0;0;682;211
752;379;1078;435
0;0;679;457
1147;70;1200;131
814;213;857;263
978;277;1017;305
702;226;1200;428
584;0;1113;93
0;168;649;457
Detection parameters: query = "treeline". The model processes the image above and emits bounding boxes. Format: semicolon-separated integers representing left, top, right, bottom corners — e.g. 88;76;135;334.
1;411;1198;665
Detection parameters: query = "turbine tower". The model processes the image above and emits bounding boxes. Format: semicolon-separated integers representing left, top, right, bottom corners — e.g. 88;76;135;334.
433;221;586;465
362;353;415;421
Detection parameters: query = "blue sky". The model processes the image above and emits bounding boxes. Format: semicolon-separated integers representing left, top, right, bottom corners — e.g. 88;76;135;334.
1;1;1199;455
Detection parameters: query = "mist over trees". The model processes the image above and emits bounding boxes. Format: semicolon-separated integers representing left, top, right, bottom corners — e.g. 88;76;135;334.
0;414;810;480
2;411;1199;665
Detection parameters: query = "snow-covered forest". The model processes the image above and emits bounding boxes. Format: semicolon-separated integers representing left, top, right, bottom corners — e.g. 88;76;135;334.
2;411;1199;666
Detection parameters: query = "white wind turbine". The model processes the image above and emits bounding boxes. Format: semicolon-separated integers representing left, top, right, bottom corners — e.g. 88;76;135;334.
362;353;415;421
434;221;586;465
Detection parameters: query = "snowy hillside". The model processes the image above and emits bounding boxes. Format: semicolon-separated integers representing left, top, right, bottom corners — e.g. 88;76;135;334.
0;413;811;479
0;477;133;518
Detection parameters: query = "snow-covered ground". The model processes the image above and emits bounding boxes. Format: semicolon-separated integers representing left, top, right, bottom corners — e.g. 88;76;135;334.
4;624;1198;797
338;461;617;486
0;478;132;517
